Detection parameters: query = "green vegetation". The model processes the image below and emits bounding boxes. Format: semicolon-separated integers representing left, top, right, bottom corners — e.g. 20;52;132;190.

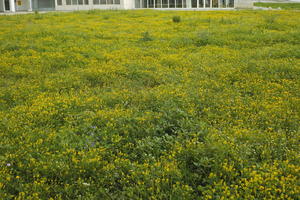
172;15;181;23
0;10;299;199
254;2;300;10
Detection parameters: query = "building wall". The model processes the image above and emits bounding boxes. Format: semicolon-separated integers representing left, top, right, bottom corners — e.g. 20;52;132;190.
56;0;254;10
129;0;246;9
56;0;123;10
56;4;123;10
235;0;252;8
15;0;31;10
31;0;55;10
1;0;253;11
123;0;134;9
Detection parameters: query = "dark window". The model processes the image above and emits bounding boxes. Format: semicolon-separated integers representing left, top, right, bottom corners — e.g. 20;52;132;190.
176;0;182;8
199;0;203;7
192;0;196;8
169;0;175;8
155;0;161;8
162;0;168;8
205;0;210;7
148;0;154;7
212;0;218;7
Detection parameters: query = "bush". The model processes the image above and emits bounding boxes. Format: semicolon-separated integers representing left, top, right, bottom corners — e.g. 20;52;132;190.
266;15;276;23
172;16;181;23
195;30;211;46
140;31;153;42
87;9;97;14
103;15;110;20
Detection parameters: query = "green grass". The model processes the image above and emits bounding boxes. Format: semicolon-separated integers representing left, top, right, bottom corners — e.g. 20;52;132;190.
0;10;300;199
254;2;300;10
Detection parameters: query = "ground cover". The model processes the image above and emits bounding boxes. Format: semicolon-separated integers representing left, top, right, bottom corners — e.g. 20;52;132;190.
0;10;299;199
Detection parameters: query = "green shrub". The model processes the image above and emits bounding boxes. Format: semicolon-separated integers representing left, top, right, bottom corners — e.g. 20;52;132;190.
87;9;97;14
34;11;43;20
195;30;211;46
140;31;153;42
103;15;110;20
172;16;181;23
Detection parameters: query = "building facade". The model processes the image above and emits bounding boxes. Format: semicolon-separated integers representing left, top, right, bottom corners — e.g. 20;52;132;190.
0;0;252;12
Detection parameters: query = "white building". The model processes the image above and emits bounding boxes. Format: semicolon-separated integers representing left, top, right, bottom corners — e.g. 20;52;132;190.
0;0;252;12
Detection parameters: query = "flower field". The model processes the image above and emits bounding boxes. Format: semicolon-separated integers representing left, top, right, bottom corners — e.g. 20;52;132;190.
0;10;299;199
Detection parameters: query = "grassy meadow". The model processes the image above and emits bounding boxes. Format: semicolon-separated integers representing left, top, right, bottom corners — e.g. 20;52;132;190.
0;10;300;199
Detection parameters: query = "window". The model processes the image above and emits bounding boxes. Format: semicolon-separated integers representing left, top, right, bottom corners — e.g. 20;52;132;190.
107;0;113;4
220;0;226;8
100;0;106;4
212;0;218;7
115;0;120;4
205;0;210;7
142;0;147;7
93;0;99;4
229;0;234;7
66;0;88;5
169;0;175;8
57;0;62;5
192;0;196;8
199;0;203;7
148;0;154;7
176;0;182;8
155;0;161;8
162;0;168;8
